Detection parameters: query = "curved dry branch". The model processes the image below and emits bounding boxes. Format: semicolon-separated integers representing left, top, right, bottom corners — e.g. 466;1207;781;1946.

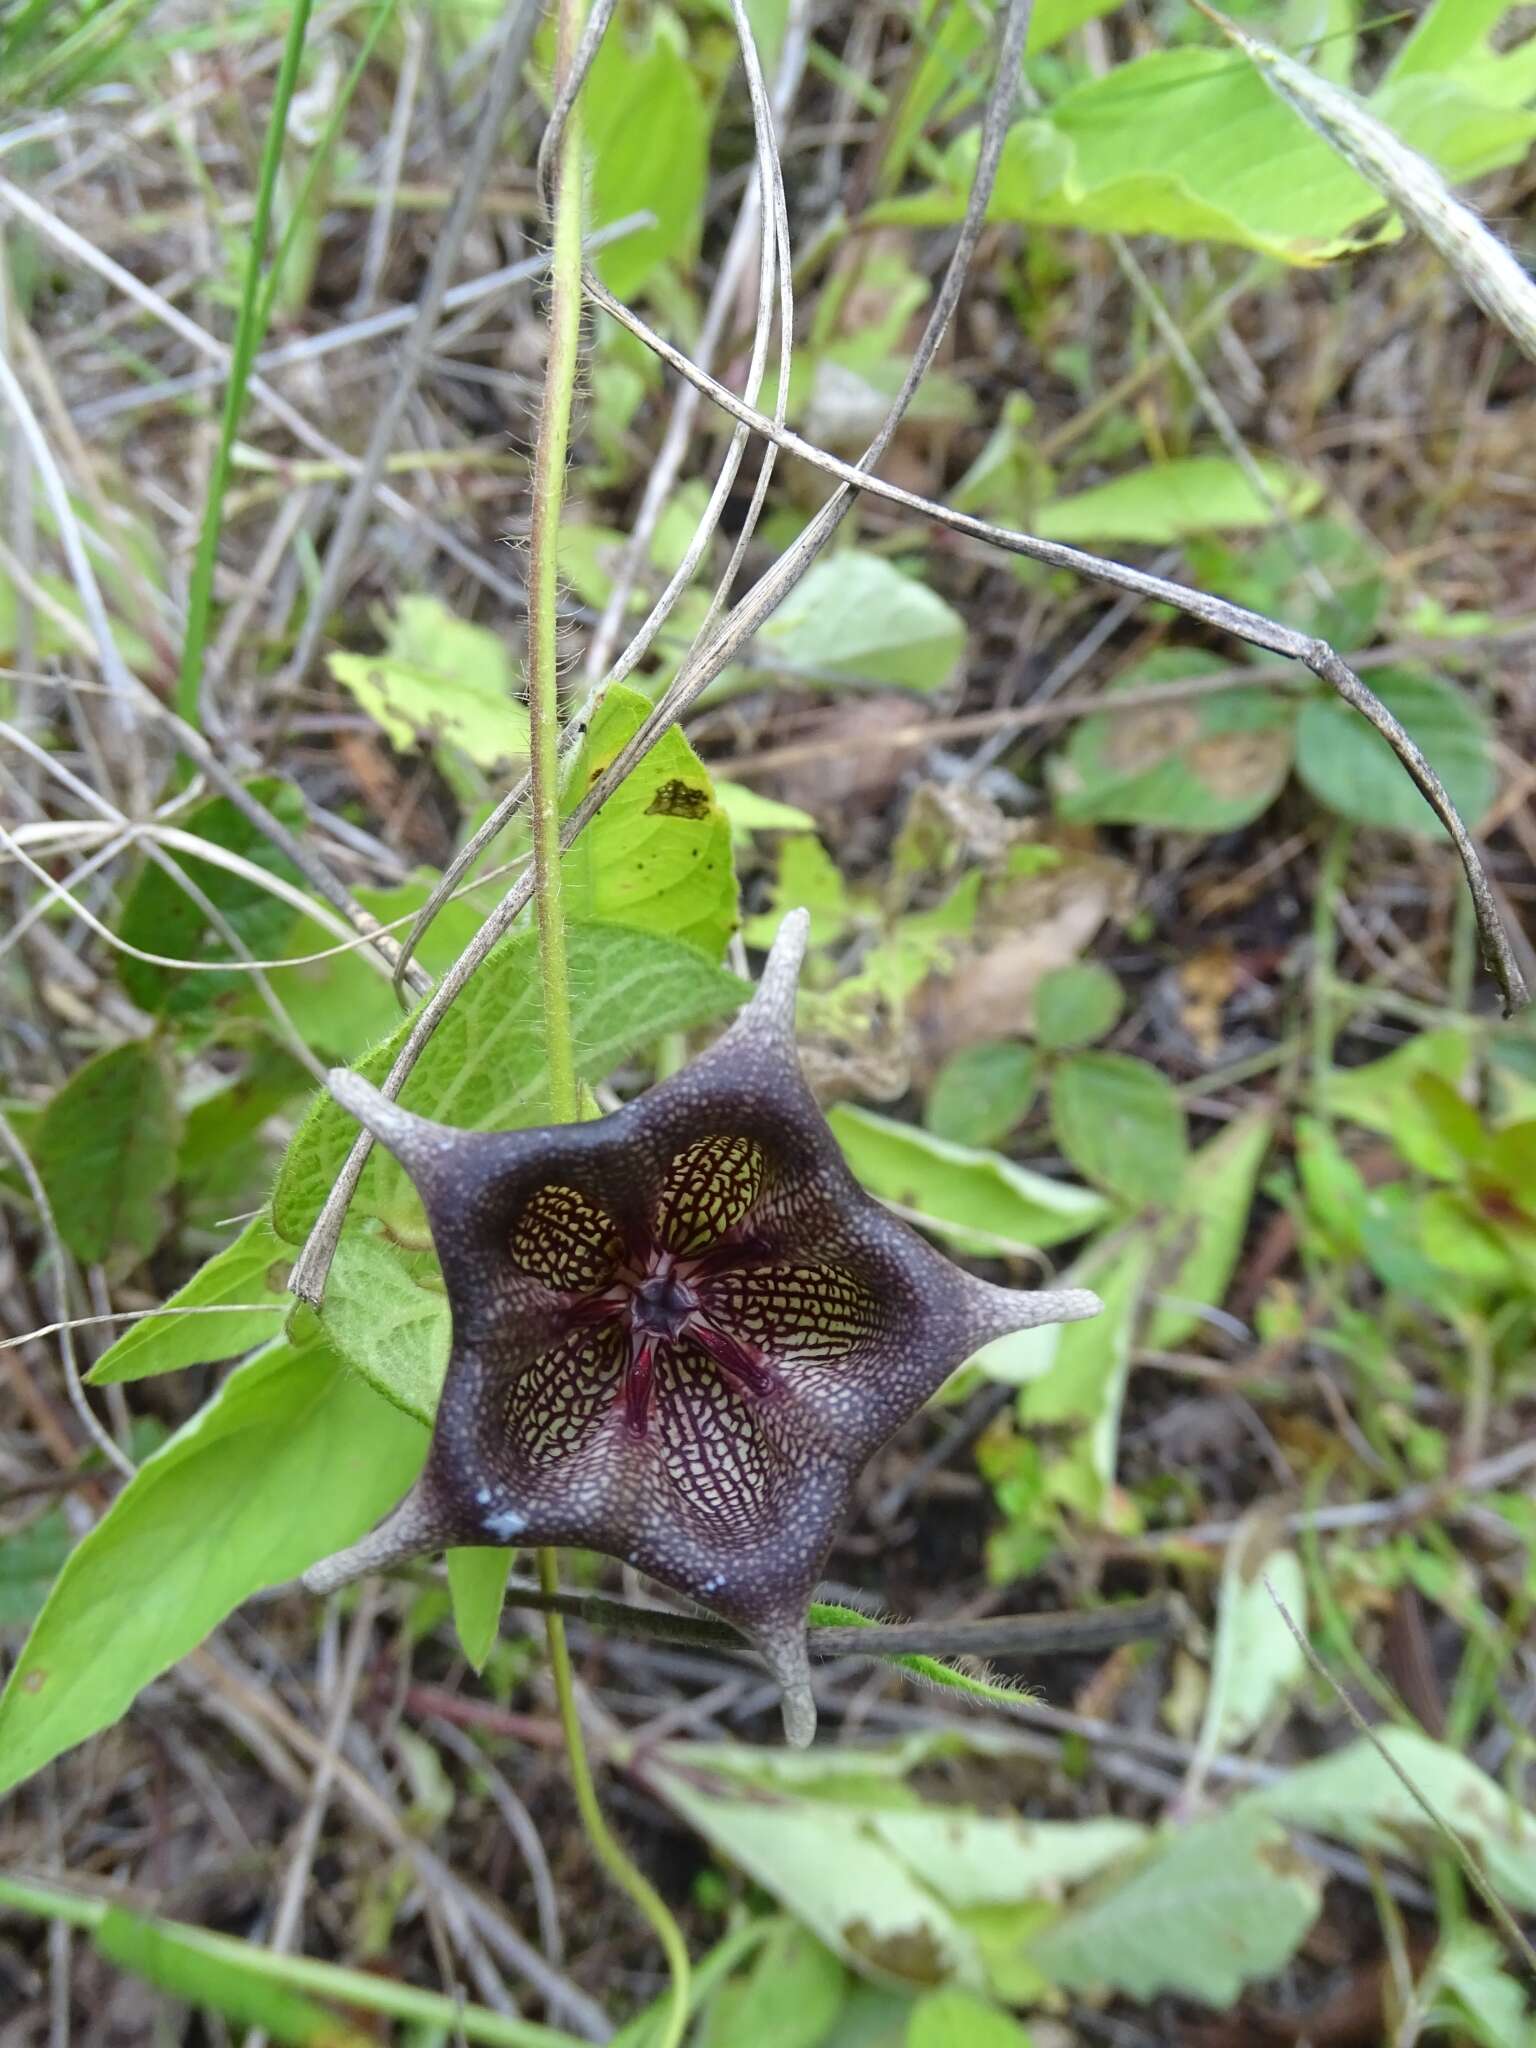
579;276;1529;1019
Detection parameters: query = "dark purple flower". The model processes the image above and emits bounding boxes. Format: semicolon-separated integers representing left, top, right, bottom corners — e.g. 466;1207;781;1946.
304;912;1099;1742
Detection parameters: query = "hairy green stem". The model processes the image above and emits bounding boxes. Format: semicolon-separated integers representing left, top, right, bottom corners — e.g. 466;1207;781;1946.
526;0;585;1128
523;3;691;2039
175;0;315;729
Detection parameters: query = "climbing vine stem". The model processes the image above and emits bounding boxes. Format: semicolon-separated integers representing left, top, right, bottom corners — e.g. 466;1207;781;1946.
524;0;692;2038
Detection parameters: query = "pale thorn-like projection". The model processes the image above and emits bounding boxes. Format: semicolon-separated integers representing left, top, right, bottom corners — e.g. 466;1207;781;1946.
302;909;1101;1744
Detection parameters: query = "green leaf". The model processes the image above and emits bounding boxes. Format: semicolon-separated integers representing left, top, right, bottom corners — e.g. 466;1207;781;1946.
925;1043;1038;1150
875;0;1121;197
33;1039;181;1264
272;924;746;1244
1387;0;1536;107
318;1228;450;1426
1028;0;1123;53
1199;1536;1307;1750
446;1547;512;1675
651;1737;1142;1995
1210;7;1536;357
882;50;1391;263
1144;1109;1274;1350
327;594;529;770
0;1507;71;1627
743;834;853;949
698;1921;847;2048
561;682;737;959
907;1989;1033;2048
1295;666;1494;837
1032;964;1124;1052
583;11;708;297
881;36;1536;263
1419;1189;1515;1289
1024;1807;1321;2004
1432;1924;1533;2048
1034;456;1321;546
1049;1053;1188;1210
1051;651;1295;834
1188;515;1386;651
1295;1113;1371;1252
656;1761;979;1990
0;1336;427;1797
114;778;306;1016
1248;1726;1536;1909
176;1041;310;1223
89;1211;291;1385
827;1104;1111;1257
866;1805;1144;1911
274;873;486;1066
714;780;816;840
1322;1027;1472;1178
1016;1238;1150;1518
757;552;966;694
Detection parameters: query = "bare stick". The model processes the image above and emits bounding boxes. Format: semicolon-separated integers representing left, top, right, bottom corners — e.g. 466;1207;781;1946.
491;1581;1179;1663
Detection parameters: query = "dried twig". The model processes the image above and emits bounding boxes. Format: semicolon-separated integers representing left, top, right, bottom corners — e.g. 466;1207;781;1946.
578;278;1529;1016
481;1578;1178;1664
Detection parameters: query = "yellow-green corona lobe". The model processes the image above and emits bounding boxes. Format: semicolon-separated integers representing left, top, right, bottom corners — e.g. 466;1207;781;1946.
303;911;1101;1744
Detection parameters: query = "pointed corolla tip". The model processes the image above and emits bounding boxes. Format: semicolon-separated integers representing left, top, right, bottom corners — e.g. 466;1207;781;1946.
742;906;810;1044
1047;1287;1103;1325
965;1278;1104;1347
301;1490;437;1595
753;1619;817;1748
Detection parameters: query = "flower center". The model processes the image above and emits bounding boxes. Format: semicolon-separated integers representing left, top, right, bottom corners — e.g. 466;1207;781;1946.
630;1266;697;1341
559;1242;781;1434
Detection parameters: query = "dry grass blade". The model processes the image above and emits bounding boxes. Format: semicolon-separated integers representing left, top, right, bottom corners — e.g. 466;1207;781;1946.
1264;1578;1536;1982
0;172;525;613
1196;1;1536;364
283;0;545;693
0;1111;135;1482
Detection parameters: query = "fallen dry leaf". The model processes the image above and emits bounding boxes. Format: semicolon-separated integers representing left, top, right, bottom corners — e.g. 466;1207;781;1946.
910;851;1135;1070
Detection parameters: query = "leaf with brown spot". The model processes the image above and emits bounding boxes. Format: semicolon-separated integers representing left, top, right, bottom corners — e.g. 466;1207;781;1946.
561;683;736;957
1051;650;1295;833
645;777;712;821
841;1919;949;1987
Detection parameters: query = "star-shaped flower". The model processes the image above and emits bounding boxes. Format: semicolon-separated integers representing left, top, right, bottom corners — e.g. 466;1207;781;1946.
304;911;1100;1742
